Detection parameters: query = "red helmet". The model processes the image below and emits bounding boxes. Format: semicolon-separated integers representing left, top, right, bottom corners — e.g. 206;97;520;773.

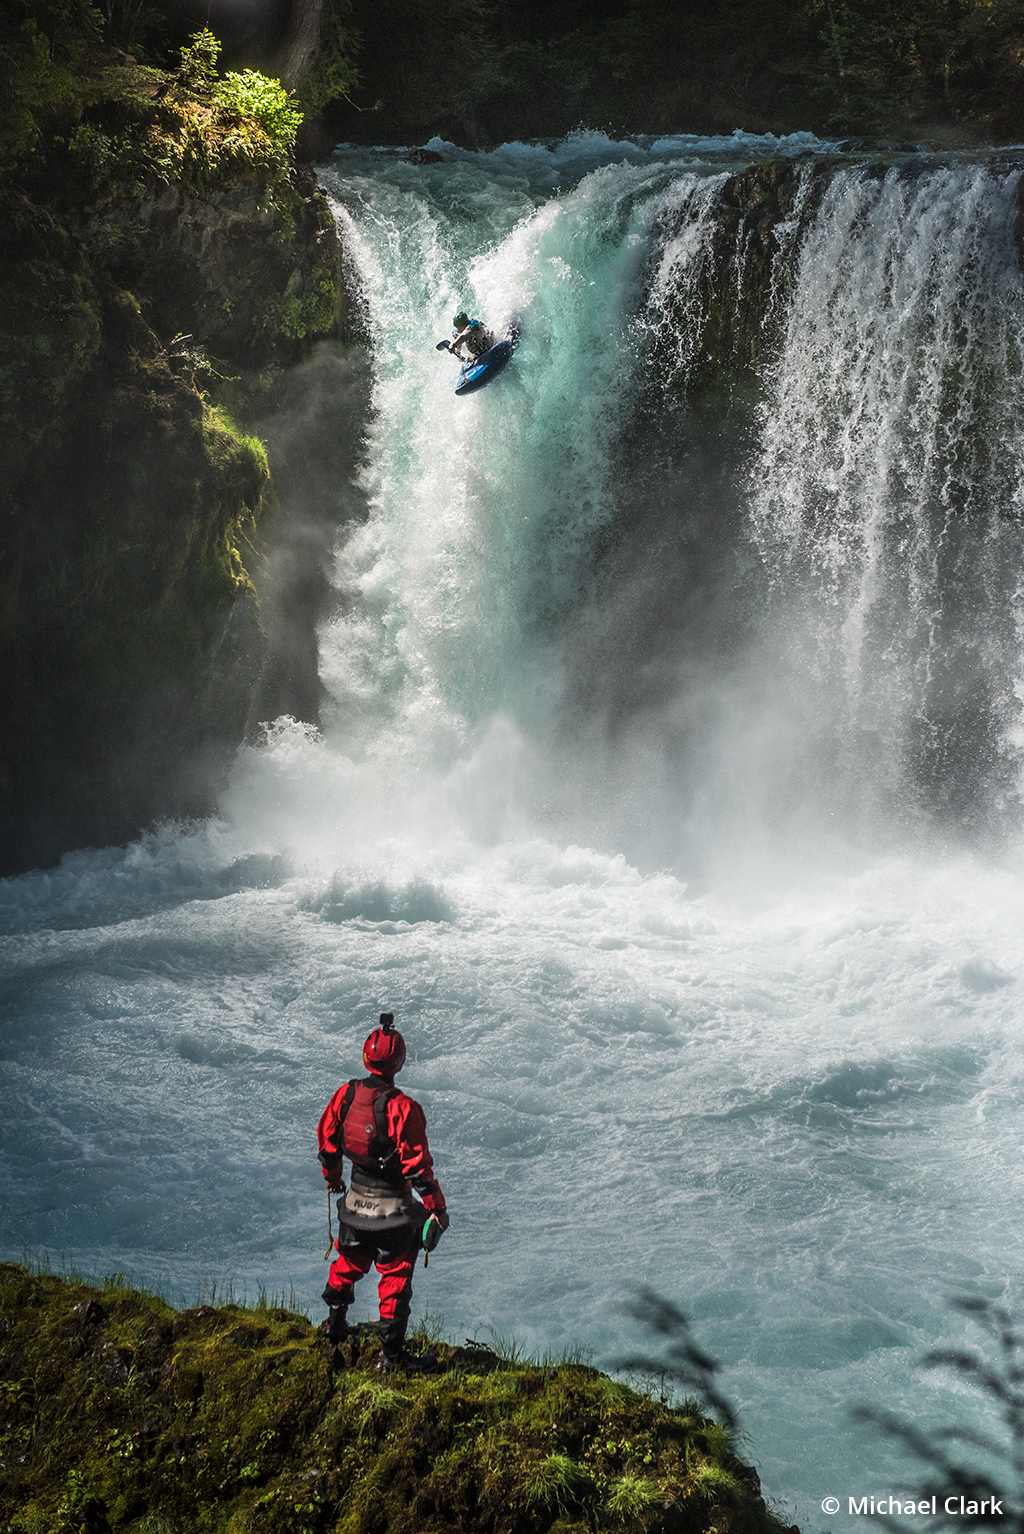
363;1012;406;1075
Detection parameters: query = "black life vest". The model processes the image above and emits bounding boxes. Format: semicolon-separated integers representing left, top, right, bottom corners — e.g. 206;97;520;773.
466;323;494;358
335;1076;400;1180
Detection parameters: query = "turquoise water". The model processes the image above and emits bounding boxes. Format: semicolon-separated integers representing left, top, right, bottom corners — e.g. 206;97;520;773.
4;133;1024;1527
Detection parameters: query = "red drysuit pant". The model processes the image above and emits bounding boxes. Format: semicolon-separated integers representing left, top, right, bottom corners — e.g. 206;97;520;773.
327;1240;415;1324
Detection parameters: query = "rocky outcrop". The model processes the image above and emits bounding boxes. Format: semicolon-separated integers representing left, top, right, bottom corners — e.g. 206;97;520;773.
643;160;829;412
0;189;262;872
73;163;346;367
0;152;350;876
0;1263;800;1534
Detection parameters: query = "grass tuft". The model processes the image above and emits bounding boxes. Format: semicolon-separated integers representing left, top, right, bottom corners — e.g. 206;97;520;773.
522;1452;599;1516
604;1473;666;1517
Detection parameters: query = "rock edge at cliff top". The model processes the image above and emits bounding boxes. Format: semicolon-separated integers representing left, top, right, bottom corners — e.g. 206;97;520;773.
0;1263;798;1534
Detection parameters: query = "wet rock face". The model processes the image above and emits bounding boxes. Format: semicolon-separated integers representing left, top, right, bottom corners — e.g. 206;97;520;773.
0;187;273;875
0;190;103;495
644;159;829;410
75;165;346;367
699;161;811;394
1013;172;1024;265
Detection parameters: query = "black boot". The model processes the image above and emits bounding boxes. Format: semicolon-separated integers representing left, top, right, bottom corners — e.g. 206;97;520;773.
375;1316;435;1374
320;1285;353;1345
322;1306;351;1344
376;1315;406;1362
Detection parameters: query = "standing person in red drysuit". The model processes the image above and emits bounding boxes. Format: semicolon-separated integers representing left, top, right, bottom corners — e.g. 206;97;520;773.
317;1012;449;1372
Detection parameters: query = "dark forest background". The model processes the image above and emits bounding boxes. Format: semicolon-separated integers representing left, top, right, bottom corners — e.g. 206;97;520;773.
6;0;1024;153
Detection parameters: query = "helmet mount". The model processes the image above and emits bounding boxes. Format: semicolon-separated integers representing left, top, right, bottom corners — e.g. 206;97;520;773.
362;1012;406;1075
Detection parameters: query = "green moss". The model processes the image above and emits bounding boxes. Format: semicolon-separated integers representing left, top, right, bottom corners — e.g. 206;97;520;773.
270;267;345;345
689;1464;747;1504
0;1264;798;1534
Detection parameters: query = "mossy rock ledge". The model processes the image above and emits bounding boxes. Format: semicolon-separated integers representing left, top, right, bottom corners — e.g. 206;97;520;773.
69;163;346;372
647;155;1024;414
0;1264;799;1534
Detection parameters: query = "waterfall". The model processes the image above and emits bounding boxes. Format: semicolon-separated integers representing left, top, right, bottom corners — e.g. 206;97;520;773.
747;163;1024;846
233;144;739;864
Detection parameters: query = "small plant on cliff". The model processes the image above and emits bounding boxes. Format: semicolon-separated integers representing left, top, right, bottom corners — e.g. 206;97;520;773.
67;121;117;186
216;68;303;155
176;26;220;93
605;1473;664;1517
523;1452;599;1519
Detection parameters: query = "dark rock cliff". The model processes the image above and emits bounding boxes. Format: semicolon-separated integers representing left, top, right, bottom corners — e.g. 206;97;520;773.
72;163;344;368
641;159;827;414
0;149;351;876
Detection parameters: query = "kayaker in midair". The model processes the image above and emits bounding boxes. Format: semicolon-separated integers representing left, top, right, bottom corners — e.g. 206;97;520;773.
317;1012;449;1372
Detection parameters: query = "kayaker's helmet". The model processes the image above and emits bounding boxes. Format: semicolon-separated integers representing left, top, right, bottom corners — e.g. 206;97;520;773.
453;311;470;329
363;1012;406;1075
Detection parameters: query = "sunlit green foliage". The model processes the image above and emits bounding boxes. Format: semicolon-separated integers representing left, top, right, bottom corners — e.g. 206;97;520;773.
217;67;304;151
176;25;221;93
0;6;305;184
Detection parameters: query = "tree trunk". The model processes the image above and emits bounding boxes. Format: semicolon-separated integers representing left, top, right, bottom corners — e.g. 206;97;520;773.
270;0;323;89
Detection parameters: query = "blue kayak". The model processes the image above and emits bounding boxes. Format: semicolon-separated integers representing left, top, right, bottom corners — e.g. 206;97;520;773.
455;322;520;396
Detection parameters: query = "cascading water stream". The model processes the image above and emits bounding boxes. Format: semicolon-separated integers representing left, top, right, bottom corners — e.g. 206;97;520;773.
748;163;1024;847
319;153;728;786
3;135;1024;1526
